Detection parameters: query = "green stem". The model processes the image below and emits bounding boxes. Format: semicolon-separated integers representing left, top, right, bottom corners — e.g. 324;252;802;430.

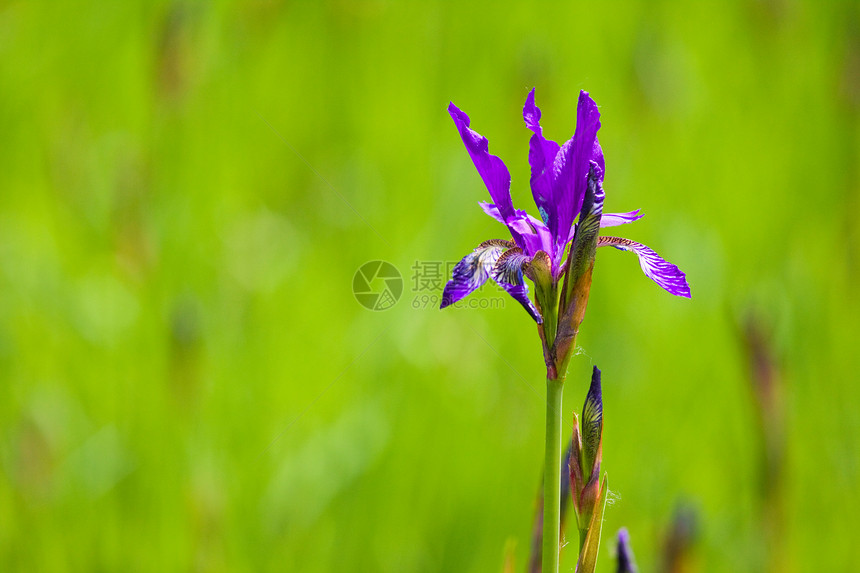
542;376;565;573
542;286;558;352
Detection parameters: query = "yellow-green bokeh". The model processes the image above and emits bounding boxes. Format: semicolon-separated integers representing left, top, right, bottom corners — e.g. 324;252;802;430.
1;1;858;571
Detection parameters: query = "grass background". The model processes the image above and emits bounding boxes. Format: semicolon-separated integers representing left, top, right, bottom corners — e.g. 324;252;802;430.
1;0;858;571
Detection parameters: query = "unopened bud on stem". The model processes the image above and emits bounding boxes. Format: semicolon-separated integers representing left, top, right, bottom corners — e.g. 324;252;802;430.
570;366;604;535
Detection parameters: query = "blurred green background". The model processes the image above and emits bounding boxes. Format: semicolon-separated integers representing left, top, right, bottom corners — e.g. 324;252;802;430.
1;1;858;571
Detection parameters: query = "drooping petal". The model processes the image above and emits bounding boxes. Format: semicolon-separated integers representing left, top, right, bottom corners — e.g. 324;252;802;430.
441;239;514;308
552;91;603;244
448;103;516;221
597;236;691;298
523;89;561;231
600;210;643;227
491;247;542;323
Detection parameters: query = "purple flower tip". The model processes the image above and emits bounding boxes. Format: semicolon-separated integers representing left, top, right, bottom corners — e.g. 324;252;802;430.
586;366;603;420
523;88;541;133
579;89;593;104
616;528;638;573
447;101;467;123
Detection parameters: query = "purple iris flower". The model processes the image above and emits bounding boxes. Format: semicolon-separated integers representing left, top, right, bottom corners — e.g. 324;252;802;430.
441;89;690;322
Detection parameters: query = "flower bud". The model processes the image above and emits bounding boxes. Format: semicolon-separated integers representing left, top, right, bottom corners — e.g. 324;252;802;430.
569;366;604;532
616;528;638;573
580;365;603;480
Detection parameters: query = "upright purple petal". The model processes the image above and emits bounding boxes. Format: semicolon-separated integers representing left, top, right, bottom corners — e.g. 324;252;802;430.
591;139;605;177
448;103;516;221
479;201;505;223
552;91;603;249
441;239;514;308
522;88;544;135
597;236;691;298
491;247;542;323
600;210;644;228
523;89;561;233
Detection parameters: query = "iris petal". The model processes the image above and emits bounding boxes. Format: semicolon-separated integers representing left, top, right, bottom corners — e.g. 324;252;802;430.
448;103;516;221
600;210;644;227
441;239;514;308
478;201;505;223
491;247;542;323
523;89;561;236
552;91;603;246
449;103;534;250
479;202;555;260
597;236;691;298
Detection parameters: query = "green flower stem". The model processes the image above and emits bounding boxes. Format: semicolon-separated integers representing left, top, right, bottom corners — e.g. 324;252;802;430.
542;375;565;573
541;283;558;351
